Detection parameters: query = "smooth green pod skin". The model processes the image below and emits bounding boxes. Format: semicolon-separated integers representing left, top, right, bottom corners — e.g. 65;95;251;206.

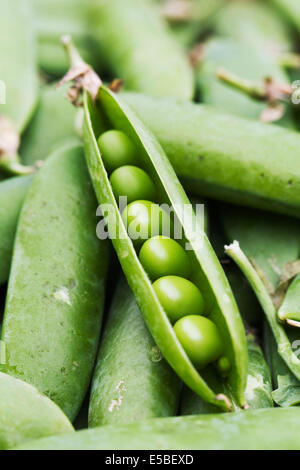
269;0;300;33
89;277;181;427
15;408;300;450
83;86;247;411
0;372;73;450
123;92;300;219
91;0;194;100
197;38;295;128
180;335;273;415
1;144;109;421
264;322;300;407
0;175;32;285
278;275;300;323
215;0;293;53
20;83;79;165
0;0;38;132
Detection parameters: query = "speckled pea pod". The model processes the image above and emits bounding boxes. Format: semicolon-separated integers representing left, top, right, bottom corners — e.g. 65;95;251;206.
0;0;38;175
123;92;300;218
20;83;79;165
15;408;300;450
0;175;32;285
1;143;109;421
180;334;273;415
89;277;181;427
91;0;194;99
0;372;73;450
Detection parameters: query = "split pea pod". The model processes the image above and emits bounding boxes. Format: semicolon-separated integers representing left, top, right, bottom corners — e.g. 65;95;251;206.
0;0;38;175
89;276;181;427
0;372;73;450
63;39;247;411
15;408;300;450
91;0;194;100
0;175;32;285
123;92;300;218
1;143;109;421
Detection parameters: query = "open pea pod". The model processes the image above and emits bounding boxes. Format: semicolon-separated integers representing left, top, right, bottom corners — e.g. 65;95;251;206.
61;45;248;411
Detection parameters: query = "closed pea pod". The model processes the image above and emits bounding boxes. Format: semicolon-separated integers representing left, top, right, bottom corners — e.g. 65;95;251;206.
89;277;181;427
0;372;73;450
0;0;38;176
62;38;247;411
1;143;109;421
15;408;300;450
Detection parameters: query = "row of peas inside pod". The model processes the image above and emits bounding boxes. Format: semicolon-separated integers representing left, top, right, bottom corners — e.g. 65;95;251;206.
97;129;229;375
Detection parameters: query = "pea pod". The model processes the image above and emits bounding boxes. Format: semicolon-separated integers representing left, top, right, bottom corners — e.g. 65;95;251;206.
278;275;300;324
0;175;32;285
0;372;73;450
197;38;295;127
15;408;300;450
215;0;293;53
0;0;38;175
62;40;247;411
20;83;79;165
1;143;109;421
89;276;181;427
181;334;273;415
123;92;300;218
91;0;194;99
269;0;300;34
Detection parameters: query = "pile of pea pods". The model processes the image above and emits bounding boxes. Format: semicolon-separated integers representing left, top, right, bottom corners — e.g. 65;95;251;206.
2;0;300;451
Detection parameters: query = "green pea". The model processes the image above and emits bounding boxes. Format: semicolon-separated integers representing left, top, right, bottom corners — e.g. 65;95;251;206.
174;315;224;369
153;276;204;324
110;165;156;204
216;356;231;378
139;236;191;281
97;130;139;173
122;200;172;248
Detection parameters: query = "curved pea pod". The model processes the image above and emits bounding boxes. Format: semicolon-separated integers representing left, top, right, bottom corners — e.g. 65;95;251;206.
264;322;300;407
0;175;32;285
89;277;181;427
0;0;38;176
91;0;194;100
73;56;248;410
0;372;73;450
123;92;300;219
197;38;295;128
215;0;293;53
180;334;273;415
20;83;79;165
1;143;109;421
14;408;300;450
0;0;38;132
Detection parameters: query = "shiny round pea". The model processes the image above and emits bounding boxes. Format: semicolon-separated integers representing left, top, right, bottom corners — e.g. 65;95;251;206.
139;236;191;281
110;165;156;204
153;276;204;323
174;315;224;369
97;130;139;173
122;200;172;248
